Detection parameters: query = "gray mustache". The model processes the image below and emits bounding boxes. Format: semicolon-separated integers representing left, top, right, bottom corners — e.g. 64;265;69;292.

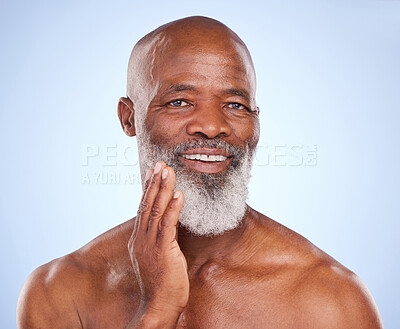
171;138;245;158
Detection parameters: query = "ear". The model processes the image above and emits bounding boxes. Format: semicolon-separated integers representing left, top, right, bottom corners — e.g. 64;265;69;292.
118;97;136;137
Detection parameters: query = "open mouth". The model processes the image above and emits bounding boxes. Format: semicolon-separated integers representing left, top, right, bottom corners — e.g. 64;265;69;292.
180;154;228;162
178;148;232;174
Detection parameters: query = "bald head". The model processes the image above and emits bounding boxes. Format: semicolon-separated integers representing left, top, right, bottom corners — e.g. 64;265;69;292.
126;16;256;115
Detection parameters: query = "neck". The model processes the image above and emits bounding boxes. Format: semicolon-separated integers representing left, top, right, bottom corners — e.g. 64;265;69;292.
177;206;253;268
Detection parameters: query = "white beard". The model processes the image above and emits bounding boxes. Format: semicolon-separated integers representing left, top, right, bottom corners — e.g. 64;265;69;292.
137;130;255;236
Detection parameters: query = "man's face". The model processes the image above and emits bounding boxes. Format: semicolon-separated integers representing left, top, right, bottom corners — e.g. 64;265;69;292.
139;33;259;162
134;31;260;235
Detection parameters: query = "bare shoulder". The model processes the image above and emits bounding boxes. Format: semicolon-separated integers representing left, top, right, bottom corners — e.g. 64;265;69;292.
17;253;88;328
295;261;384;329
17;219;136;329
249;209;383;329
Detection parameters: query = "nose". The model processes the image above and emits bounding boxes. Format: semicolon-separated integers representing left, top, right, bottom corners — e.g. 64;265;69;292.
185;102;232;139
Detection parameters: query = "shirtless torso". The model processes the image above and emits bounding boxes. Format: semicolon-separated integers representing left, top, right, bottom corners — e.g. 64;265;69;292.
17;208;382;328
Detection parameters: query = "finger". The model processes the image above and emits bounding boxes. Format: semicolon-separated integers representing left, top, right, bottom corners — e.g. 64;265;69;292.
142;168;154;195
137;161;166;235
157;190;184;248
148;166;176;240
132;168;154;239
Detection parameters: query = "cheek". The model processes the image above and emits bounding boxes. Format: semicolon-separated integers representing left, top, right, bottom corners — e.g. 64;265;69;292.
145;115;186;145
232;117;260;147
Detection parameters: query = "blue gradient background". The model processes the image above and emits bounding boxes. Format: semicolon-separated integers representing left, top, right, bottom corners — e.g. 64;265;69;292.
1;1;399;328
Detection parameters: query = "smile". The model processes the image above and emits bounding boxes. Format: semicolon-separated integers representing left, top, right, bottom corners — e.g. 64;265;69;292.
180;154;228;162
178;148;232;174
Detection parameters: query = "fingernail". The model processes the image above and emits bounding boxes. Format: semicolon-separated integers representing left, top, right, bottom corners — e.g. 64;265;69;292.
173;191;180;199
145;169;152;182
154;162;162;174
162;168;168;180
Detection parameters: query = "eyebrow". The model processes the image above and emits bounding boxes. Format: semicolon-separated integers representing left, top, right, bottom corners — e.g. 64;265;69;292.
161;84;250;101
223;88;250;101
163;83;197;95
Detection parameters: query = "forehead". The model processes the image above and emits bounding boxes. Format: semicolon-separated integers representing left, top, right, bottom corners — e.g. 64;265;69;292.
149;33;256;92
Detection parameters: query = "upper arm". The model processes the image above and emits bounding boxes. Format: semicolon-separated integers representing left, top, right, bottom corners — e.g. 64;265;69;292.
17;260;83;329
297;264;384;329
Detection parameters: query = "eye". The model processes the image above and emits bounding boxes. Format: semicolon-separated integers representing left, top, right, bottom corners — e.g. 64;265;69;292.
167;99;190;107
226;103;248;111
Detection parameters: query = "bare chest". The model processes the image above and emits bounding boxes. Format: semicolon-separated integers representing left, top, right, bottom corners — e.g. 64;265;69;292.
83;268;304;329
175;279;299;329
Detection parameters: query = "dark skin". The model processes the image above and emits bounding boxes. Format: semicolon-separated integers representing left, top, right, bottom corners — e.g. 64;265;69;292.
17;17;383;328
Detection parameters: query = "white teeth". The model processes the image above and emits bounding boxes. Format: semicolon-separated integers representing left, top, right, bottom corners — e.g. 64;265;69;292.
181;154;228;162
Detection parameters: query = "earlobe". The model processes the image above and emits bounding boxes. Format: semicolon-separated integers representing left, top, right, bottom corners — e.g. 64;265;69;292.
118;97;136;137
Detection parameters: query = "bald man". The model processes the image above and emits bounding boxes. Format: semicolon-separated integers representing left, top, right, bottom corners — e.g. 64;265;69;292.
17;16;383;328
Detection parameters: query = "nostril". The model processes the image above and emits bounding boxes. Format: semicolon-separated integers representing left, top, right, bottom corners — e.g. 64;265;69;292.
190;127;229;139
194;132;210;139
194;130;229;138
186;116;232;139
